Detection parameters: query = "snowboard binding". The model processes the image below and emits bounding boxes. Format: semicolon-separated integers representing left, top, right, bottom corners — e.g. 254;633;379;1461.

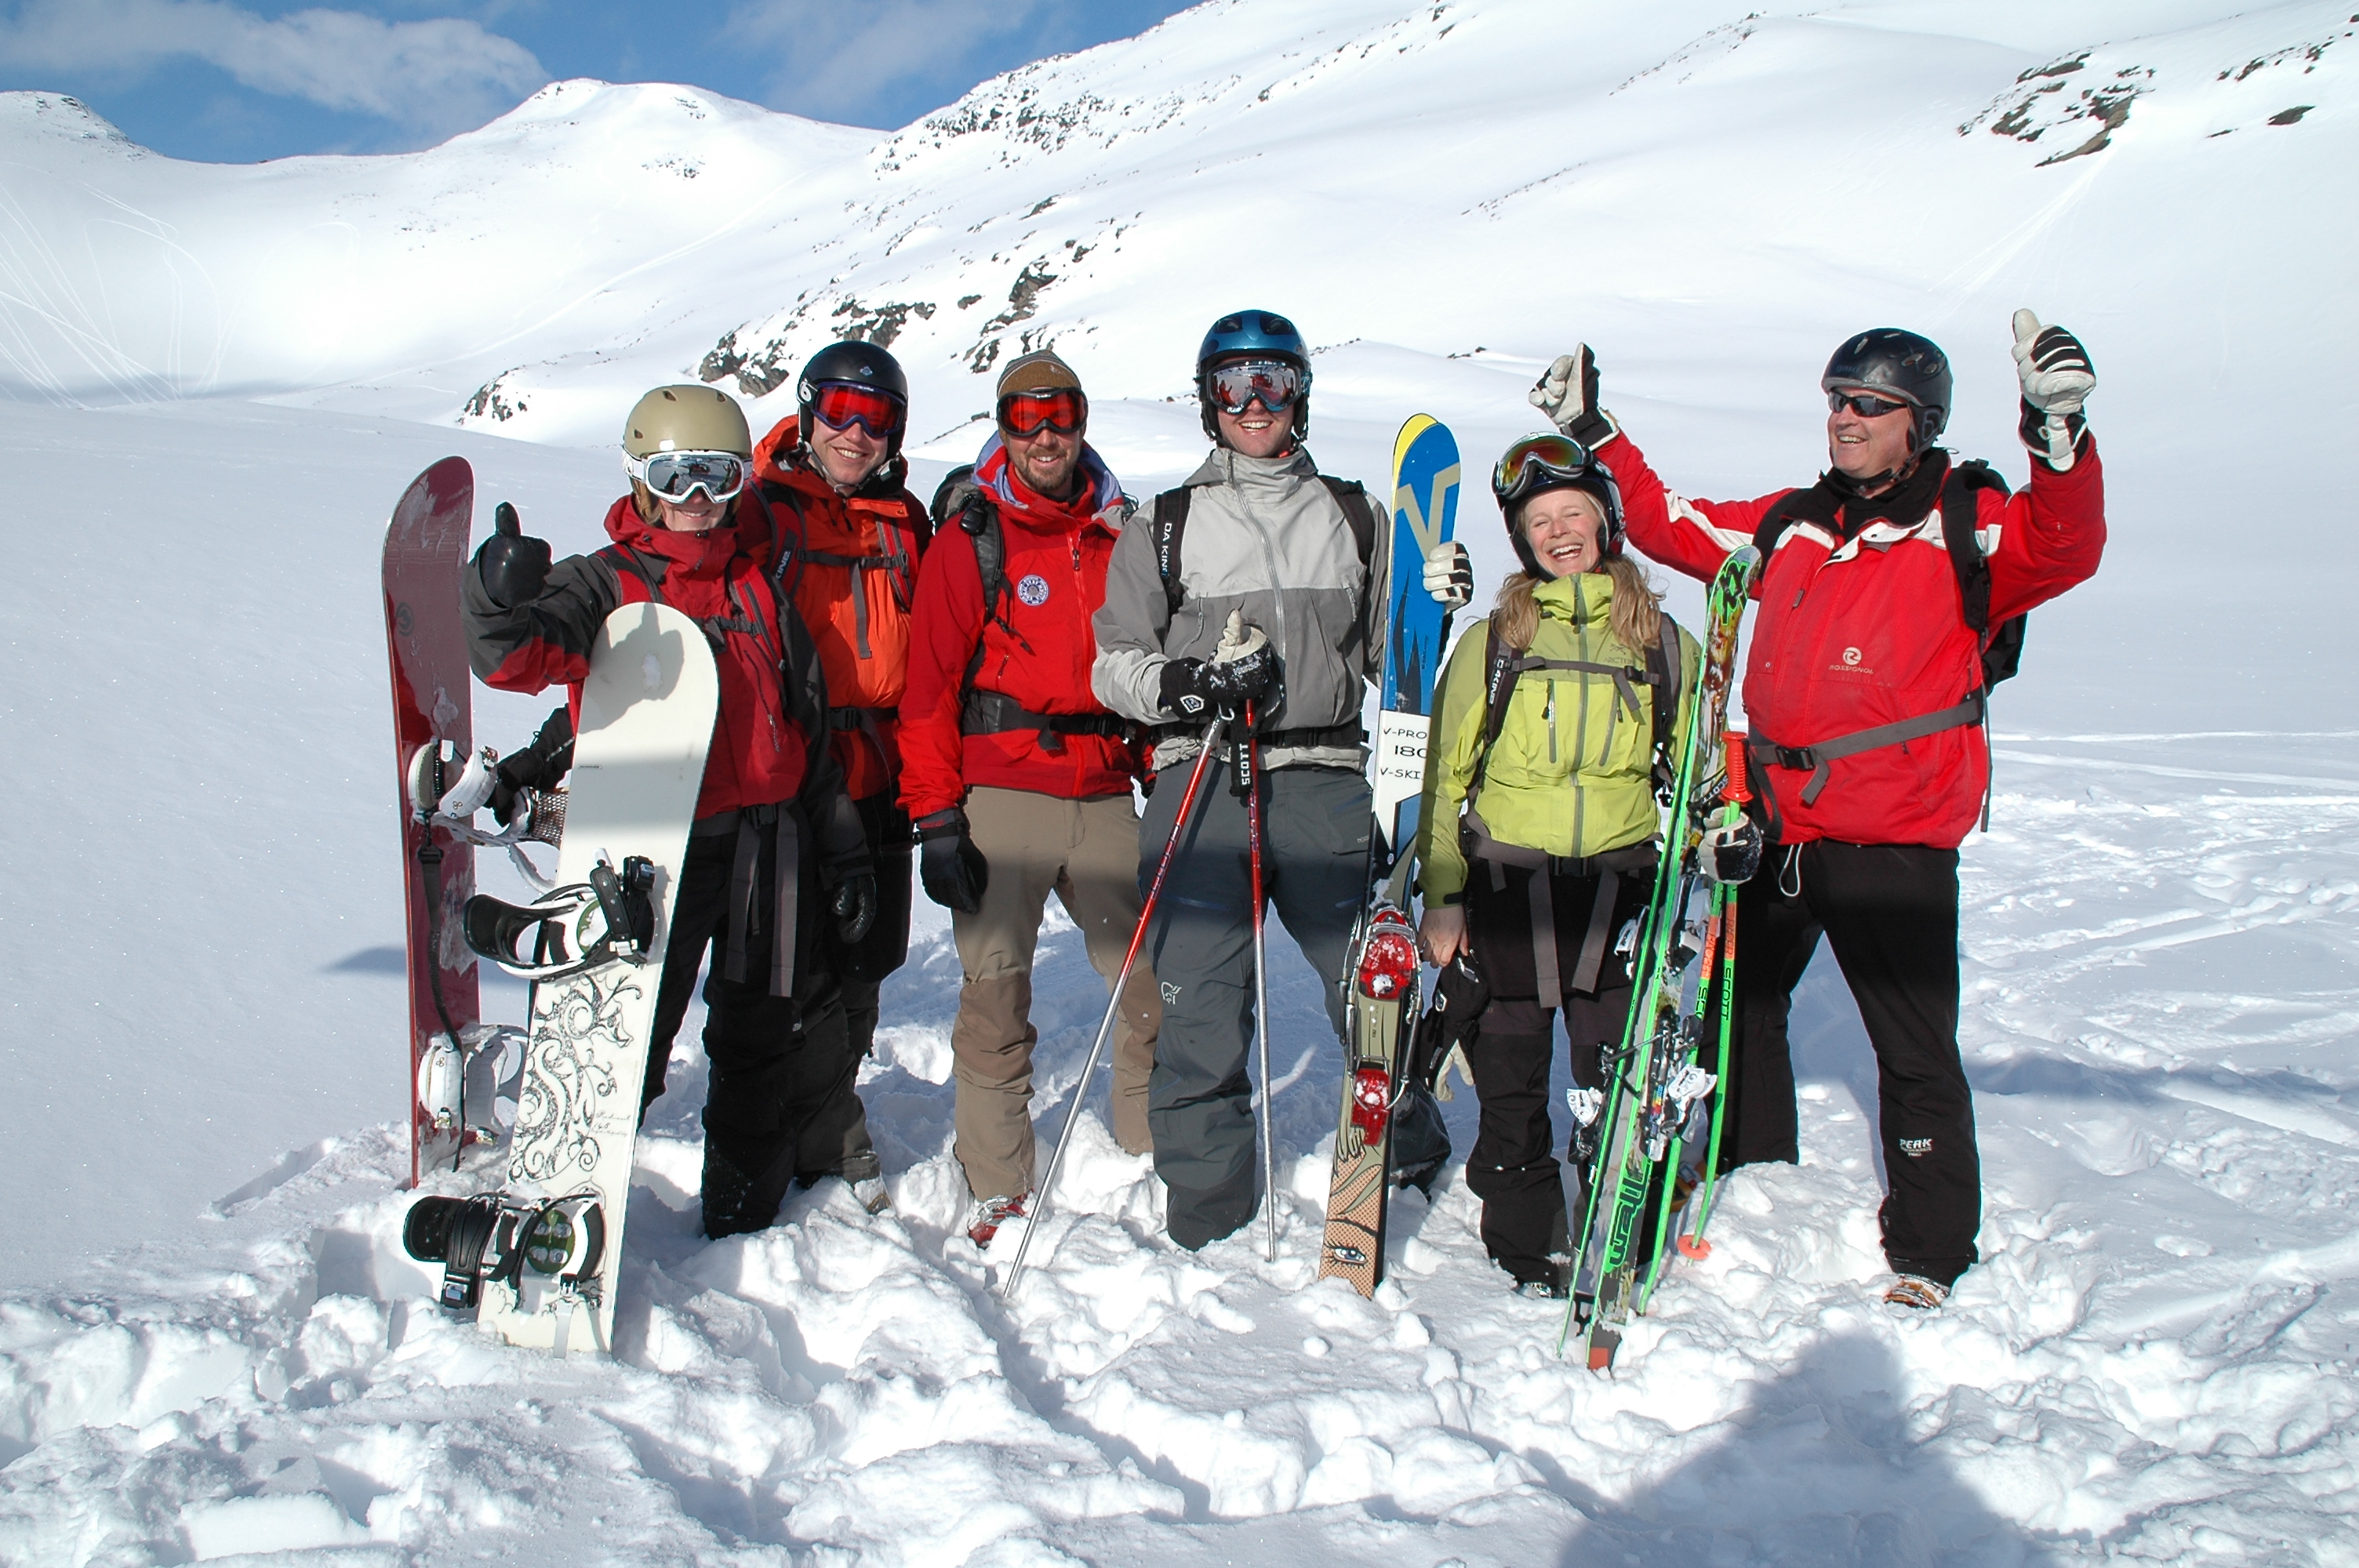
407;739;566;892
404;1192;607;1314
461;855;656;982
414;1023;526;1148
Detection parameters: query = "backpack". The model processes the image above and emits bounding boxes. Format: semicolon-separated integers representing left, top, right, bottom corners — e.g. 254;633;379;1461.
1471;607;1686;806
1750;458;2026;689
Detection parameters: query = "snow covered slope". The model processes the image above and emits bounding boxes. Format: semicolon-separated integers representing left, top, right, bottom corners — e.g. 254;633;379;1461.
2;0;2356;1563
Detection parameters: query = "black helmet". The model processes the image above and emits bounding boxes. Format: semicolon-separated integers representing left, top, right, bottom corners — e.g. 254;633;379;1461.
1195;308;1312;442
1823;328;1950;452
1492;432;1624;575
796;339;910;457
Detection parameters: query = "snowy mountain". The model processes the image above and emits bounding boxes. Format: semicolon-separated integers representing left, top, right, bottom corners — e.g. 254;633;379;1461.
2;1;2355;1563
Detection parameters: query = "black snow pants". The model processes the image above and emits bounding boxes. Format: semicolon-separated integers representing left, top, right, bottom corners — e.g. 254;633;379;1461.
1141;759;1369;1251
802;789;907;1185
1725;838;1979;1287
642;805;869;1238
1460;855;1652;1289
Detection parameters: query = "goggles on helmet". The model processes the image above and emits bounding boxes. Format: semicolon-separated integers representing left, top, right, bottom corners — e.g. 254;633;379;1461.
1826;388;1915;419
808;381;906;438
998;387;1086;438
625;448;747;505
1204;358;1303;416
1491;432;1609;509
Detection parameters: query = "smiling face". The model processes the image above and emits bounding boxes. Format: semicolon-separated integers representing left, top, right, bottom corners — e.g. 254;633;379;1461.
1521;488;1607;578
1212;379;1296;458
809;418;888;492
1003;419;1085;499
1826;393;1917;486
654;488;727;533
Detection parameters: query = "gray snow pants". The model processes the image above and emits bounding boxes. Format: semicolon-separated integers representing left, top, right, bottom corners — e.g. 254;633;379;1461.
1140;757;1369;1250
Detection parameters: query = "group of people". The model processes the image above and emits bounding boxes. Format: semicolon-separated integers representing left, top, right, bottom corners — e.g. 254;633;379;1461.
462;301;2105;1311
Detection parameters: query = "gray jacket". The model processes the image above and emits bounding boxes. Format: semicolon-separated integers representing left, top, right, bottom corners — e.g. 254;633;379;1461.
1092;446;1390;772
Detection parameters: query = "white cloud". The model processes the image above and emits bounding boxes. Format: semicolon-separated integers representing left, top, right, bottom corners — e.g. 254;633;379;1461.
0;0;547;138
725;0;1073;125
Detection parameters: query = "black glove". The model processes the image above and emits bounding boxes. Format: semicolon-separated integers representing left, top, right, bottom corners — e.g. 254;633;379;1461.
1157;645;1278;720
492;705;575;826
831;870;878;946
915;809;987;913
1697;815;1763;885
475;500;552;609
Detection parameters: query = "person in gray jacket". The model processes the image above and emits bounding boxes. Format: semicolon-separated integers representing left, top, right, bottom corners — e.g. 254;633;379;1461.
1092;309;1467;1249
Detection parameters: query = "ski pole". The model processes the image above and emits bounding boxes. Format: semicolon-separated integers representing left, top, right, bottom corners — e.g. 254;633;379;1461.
1240;706;1278;1264
1000;713;1227;1299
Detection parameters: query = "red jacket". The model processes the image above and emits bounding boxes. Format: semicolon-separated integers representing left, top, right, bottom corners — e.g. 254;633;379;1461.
753;423;930;804
899;437;1143;819
463;494;821;822
1605;433;2106;849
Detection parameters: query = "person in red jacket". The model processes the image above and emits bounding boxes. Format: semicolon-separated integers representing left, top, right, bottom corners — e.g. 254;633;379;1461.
751;341;932;1210
1531;312;2106;1308
898;350;1161;1247
463;383;877;1240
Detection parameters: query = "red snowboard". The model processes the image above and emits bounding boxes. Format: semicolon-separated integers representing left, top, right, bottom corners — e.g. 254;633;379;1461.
383;457;481;1187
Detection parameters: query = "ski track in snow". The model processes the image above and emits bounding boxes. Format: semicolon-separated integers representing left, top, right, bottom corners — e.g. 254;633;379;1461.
3;742;2354;1565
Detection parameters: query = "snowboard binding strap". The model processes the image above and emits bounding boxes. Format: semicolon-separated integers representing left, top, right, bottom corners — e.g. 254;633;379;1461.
460;855;656;982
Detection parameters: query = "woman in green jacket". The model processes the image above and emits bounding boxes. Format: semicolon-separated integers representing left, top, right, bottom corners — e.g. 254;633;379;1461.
1416;434;1698;1296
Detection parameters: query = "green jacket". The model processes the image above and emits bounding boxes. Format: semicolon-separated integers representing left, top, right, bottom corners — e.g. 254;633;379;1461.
1416;572;1699;902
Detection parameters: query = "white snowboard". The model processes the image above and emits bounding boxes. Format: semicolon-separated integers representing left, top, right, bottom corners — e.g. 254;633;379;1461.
475;601;717;1356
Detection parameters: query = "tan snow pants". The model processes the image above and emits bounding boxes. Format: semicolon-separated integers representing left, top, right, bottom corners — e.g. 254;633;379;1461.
951;786;1161;1200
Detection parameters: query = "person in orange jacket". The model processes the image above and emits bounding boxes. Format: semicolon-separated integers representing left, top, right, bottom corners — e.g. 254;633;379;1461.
751;341;932;1212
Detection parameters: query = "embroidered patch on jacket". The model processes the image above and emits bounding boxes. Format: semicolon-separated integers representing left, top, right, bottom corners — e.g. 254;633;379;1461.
1016;573;1051;607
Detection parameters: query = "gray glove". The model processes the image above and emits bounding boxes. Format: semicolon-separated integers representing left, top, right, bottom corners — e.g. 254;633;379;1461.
1529;347;1620;449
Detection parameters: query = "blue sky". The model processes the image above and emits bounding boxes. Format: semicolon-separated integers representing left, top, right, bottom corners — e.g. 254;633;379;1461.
0;0;1199;162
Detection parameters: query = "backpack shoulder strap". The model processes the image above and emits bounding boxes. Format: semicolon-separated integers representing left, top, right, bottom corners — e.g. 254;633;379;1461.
1646;612;1684;770
1939;459;2012;635
1468;618;1522;799
1152;486;1192;618
1316;475;1379;566
758;478;809;603
1750;487;1812;562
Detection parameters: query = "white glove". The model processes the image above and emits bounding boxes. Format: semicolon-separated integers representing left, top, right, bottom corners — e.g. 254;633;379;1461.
1212;607;1268;665
1528;347;1619;448
2012;310;2095;471
1423;541;1472;610
2012;310;2095;414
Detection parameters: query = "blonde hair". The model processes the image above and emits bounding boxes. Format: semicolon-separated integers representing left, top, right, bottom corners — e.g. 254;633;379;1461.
1492;554;1663;655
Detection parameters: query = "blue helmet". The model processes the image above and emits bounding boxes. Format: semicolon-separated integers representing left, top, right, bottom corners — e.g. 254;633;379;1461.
1196;308;1312;441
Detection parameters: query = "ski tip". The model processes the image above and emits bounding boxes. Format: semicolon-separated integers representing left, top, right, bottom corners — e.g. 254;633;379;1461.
1392;412;1438;468
1677;1236;1712;1260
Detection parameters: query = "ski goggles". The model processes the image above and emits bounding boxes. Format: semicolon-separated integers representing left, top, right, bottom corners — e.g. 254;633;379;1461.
807;381;906;438
624;448;747;505
998;387;1087;438
1491;432;1605;507
1826;388;1914;419
1204;358;1303;416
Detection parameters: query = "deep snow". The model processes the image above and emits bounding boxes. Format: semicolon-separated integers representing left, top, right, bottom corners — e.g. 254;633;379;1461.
2;0;2355;1562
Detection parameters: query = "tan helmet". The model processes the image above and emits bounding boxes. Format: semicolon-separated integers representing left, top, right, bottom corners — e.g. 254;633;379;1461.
623;384;751;459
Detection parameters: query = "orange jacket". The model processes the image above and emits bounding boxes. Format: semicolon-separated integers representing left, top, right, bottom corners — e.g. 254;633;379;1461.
754;421;931;802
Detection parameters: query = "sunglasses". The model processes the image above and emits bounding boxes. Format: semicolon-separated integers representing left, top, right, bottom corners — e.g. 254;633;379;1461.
998;387;1086;438
1492;432;1599;506
808;381;906;438
1826;389;1914;419
1205;358;1303;416
625;449;747;505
